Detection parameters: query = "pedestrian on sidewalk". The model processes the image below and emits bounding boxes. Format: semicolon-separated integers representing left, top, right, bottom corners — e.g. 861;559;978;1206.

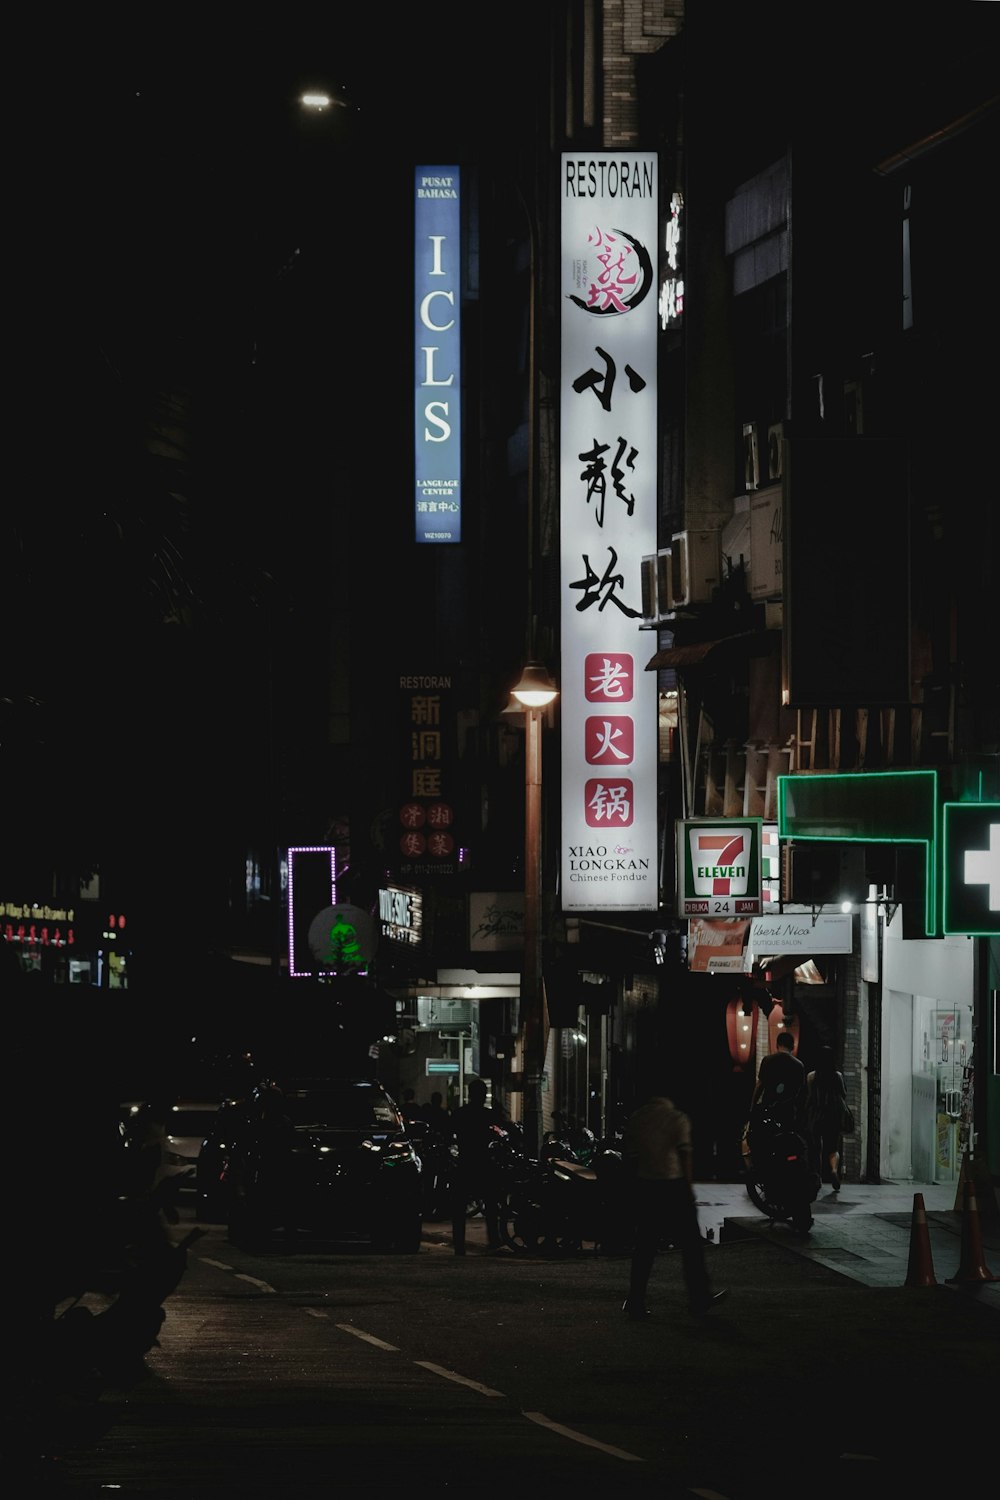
622;1093;727;1320
805;1045;849;1191
450;1078;506;1254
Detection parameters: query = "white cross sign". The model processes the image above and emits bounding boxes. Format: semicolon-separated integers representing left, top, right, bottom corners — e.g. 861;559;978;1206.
964;821;1000;911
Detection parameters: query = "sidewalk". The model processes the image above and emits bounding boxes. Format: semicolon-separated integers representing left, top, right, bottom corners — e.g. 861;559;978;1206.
698;1177;1000;1304
441;1177;1000;1308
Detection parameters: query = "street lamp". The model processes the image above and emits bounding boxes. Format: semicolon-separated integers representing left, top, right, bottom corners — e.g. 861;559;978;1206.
511;661;558;1159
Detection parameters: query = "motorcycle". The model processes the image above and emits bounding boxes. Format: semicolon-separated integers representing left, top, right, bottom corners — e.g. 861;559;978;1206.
741;1105;820;1235
417;1129;458;1221
490;1124;632;1257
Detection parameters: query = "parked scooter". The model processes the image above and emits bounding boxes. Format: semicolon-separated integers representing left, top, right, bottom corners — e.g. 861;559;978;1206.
741;1105;820;1234
491;1124;631;1256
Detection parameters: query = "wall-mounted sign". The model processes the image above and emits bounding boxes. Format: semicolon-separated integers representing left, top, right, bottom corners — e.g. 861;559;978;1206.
746;911;853;964
395;672;461;879
658;188;684;330
778;770;938;935
942;802;1000;936
306;904;377;972
560;152;659;913
1;898;76;949
677;819;763;917
469;892;525;951
378;884;423;945
688;917;750;973
414;166;461;544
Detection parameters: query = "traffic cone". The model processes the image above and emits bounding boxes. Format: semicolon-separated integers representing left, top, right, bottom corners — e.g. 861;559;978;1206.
904;1192;937;1287
946;1179;998;1285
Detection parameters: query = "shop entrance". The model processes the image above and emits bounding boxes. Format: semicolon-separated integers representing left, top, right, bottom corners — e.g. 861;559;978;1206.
911;992;973;1183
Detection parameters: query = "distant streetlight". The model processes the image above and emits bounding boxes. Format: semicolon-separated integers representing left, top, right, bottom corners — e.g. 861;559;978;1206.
299;92;349;112
511;661;558;1159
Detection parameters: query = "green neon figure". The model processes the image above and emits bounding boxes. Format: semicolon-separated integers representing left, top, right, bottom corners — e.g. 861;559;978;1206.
322;918;362;970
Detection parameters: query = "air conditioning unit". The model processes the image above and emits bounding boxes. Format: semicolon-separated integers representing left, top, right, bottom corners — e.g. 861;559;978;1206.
742;422;760;491
668;530;721;608
641;548;674;620
640;554;657;621
656;548;672;618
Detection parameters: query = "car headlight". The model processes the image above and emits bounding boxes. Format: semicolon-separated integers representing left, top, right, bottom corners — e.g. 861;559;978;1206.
382;1140;419;1167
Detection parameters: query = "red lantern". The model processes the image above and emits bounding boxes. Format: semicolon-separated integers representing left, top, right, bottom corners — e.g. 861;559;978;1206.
726;996;758;1070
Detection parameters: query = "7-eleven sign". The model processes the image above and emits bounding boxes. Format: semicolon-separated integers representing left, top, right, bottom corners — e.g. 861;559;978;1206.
677;819;763;917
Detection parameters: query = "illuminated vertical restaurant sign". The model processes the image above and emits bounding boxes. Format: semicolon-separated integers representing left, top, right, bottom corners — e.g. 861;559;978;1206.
560;153;659;912
414;166;461;544
395;672;460;880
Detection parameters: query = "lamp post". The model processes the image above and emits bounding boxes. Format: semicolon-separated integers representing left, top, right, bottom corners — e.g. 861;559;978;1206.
511;662;558;1159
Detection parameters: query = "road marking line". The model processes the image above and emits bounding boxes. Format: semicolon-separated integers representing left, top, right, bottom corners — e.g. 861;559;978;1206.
234;1274;276;1292
523;1411;644;1461
415;1361;505;1397
305;1308;329;1319
198;1257;233;1270
335;1323;400;1351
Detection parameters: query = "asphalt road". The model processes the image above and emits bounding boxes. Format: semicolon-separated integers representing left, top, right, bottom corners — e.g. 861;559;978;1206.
29;1199;998;1499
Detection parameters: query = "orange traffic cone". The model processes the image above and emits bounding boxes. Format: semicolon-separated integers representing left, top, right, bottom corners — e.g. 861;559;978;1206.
946;1179;998;1284
904;1192;937;1287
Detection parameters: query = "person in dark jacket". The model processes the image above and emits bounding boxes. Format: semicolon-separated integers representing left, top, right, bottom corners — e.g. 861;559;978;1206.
750;1029;806;1125
449;1078;506;1254
805;1046;849;1190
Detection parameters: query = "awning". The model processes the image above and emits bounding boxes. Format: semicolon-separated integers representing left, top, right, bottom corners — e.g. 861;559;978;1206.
645;631;769;671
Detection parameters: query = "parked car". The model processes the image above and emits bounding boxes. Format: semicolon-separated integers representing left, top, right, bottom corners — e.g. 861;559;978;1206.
121;1099;222;1197
200;1078;426;1252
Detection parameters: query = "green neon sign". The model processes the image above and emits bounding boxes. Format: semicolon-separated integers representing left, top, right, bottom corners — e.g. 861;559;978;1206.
777;771;938;935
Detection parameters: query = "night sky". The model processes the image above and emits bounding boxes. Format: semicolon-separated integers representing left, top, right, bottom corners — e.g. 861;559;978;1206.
5;6;550;945
6;3;997;956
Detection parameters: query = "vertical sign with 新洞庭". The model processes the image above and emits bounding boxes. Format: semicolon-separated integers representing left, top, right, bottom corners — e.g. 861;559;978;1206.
395;672;459;880
414;167;461;544
560;153;659;912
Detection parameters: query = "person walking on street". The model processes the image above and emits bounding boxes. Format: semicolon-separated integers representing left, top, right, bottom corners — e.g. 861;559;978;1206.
805;1045;849;1191
450;1078;506;1254
622;1094;727;1321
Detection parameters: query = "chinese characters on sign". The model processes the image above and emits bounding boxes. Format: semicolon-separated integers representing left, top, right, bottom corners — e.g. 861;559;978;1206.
658;189;685;330
560;154;658;912
414;167;461;543
397;674;459;879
